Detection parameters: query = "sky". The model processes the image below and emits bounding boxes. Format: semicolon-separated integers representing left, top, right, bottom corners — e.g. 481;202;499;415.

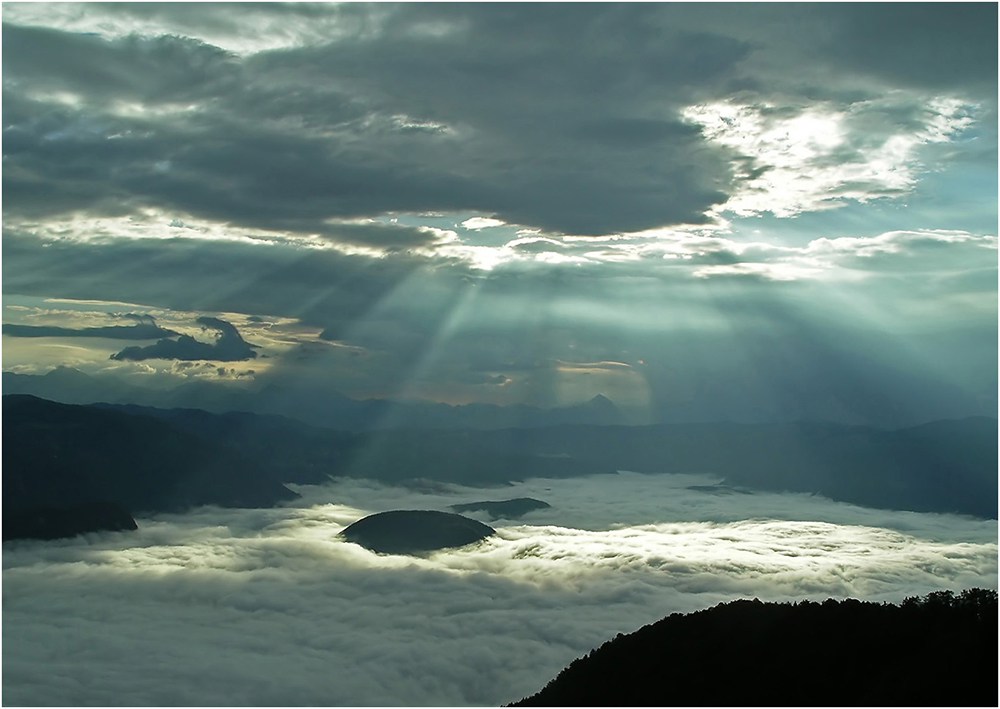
2;2;997;423
2;7;998;705
4;472;997;706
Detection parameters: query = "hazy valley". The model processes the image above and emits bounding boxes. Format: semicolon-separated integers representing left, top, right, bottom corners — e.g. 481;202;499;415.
4;394;998;705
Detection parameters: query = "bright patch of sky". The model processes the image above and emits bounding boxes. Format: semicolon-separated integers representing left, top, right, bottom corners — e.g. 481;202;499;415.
682;96;979;220
461;216;507;230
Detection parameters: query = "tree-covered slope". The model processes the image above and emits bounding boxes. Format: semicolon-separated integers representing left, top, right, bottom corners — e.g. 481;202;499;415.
340;510;496;554
11;396;998;521
3;501;138;541
512;589;998;707
3;395;298;523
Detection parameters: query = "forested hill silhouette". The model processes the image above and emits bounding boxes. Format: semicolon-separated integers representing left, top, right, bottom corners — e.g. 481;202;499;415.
340;510;495;554
3;396;297;540
3;501;138;542
99;401;998;518
6;396;998;526
511;589;998;707
451;498;551;520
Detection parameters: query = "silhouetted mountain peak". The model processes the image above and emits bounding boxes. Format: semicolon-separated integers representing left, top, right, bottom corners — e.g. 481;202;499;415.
585;394;616;409
43;366;95;383
512;589;999;707
340;510;495;555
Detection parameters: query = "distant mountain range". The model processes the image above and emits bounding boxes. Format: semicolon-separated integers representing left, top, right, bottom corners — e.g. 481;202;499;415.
3;394;997;540
86;400;999;519
6;362;996;431
511;589;998;706
2;367;632;430
116;402;994;516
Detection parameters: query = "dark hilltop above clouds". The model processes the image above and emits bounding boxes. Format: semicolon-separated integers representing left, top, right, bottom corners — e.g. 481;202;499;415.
451;498;552;520
512;589;999;707
339;510;496;555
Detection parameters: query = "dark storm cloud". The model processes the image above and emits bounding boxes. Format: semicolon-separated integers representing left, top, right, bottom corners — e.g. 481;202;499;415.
4;3;995;236
2;22;240;104
1;6;750;235
1;228;432;329
656;3;998;101
2;322;179;339
110;316;256;362
819;3;997;91
572;117;703;148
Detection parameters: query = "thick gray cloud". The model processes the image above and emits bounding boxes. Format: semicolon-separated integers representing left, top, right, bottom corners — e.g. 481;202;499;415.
3;473;996;706
2;321;178;339
12;4;991;236
1;228;433;333
1;9;742;235
818;4;997;90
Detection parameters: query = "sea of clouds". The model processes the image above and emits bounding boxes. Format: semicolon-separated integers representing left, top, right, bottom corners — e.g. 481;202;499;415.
3;471;996;706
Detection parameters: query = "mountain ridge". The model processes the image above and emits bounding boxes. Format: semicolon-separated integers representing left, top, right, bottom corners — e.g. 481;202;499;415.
2;368;631;430
4;395;997;522
511;589;999;707
2;395;298;531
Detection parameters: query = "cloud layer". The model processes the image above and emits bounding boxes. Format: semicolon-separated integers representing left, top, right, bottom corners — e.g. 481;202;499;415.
4;473;996;706
3;4;995;237
110;316;257;362
3;321;179;340
4;221;994;422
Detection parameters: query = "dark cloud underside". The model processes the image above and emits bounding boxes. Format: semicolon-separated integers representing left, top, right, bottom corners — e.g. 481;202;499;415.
3;322;179;340
110;316;256;362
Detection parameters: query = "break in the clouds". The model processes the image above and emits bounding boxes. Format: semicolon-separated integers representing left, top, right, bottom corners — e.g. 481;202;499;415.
2;3;997;418
3;472;997;706
683;96;979;218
